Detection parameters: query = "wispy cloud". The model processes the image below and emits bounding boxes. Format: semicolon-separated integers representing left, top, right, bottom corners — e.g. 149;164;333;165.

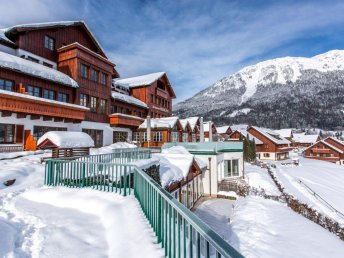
1;0;344;102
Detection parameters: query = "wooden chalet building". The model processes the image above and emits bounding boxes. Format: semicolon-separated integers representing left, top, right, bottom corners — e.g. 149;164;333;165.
229;129;263;147
203;121;217;142
247;126;292;160
304;138;344;165
216;126;232;141
0;20;178;151
113;72;176;118
179;119;193;142
135;117;183;148
292;133;320;148
182;117;201;142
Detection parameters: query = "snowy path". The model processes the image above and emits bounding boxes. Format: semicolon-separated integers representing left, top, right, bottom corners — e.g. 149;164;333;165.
273;157;344;224
195;197;344;258
0;152;163;258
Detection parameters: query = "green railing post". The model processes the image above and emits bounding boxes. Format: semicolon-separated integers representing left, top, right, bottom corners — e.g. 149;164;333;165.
123;165;127;196
81;163;85;187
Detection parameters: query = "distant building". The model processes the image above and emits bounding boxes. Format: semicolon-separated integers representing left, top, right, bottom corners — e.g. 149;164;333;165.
292;133;320;148
274;129;293;141
216;125;232;141
203;121;217;142
247;126;292;160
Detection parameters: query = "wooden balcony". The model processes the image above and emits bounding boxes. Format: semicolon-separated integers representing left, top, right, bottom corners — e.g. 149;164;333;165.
0;90;87;121
156;88;169;99
109;113;144;128
311;148;331;154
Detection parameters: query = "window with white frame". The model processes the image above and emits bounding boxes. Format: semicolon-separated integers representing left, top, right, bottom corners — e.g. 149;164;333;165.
224;159;239;177
183;133;188;142
133;132;139;142
142;132;147;142
172;132;179;142
192;133;196;142
153;131;163;142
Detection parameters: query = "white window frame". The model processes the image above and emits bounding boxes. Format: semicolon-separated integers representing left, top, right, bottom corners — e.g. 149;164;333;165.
172;132;179;142
153;131;163;142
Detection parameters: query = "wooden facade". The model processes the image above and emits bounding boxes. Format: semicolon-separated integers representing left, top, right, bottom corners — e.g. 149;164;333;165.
247;127;292;160
109;113;144;128
304;140;344;164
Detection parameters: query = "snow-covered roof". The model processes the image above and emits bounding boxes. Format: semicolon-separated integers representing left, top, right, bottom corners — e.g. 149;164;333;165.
230;124;248;131
325;137;344;147
114;72;165;88
37;131;94;148
111;92;148;109
203;122;216;132
183;117;199;131
234;130;263;145
139;117;179;129
0;89;89;110
179;119;191;130
0;29;15;44
216;126;230;134
0;52;79;88
275;129;293;138
251;126;290;145
161;146;207;169
3;20;106;57
319;140;344;154
293;133;319;144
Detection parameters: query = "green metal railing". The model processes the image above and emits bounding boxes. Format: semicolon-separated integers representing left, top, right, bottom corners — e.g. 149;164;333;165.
44;148;244;258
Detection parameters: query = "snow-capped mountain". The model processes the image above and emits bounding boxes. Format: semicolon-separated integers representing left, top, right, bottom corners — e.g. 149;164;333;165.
174;50;344;129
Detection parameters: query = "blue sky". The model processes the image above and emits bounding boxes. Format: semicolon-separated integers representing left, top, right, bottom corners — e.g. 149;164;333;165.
1;0;344;103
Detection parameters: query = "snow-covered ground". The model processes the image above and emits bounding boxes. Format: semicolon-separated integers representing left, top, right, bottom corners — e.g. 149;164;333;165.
244;163;280;196
0;151;163;258
195;197;344;258
273;156;344;224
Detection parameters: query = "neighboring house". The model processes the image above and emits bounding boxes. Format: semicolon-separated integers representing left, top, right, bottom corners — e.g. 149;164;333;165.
292;133;320;148
162;142;244;197
113;72;176;118
216;125;232;141
0;21;178;151
229;129;263;147
179;119;193;142
182;117;201;142
135;117;183;148
247;126;292;160
304;139;344;165
134;146;207;209
275;128;293;141
203;121;217;142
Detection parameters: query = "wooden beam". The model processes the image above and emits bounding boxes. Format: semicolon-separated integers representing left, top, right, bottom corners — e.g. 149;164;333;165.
30;115;40;120
1;111;12;117
16;113;27;119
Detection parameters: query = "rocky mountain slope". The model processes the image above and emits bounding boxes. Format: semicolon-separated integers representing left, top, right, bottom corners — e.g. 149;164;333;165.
173;50;344;129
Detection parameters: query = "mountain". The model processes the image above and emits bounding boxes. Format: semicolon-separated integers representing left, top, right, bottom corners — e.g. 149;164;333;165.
173;50;344;129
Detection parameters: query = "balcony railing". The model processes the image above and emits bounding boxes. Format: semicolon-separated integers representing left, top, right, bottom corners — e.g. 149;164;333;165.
44;148;244;258
109;113;144;127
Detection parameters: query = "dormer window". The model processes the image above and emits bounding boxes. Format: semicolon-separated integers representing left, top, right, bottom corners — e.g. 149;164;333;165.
44;35;55;51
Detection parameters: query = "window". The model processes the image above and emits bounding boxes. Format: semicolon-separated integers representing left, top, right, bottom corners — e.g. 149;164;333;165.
44;35;55;50
133;132;139;142
263;153;270;157
27;56;39;63
192;133;196;142
58;93;68;103
113;131;128;143
150;94;154;103
0;79;13;91
90;97;97;112
172;132;179;142
100;99;106;114
33;126;67;140
183;133;189;142
43;89;55;100
80;94;88;107
110;105;117;114
0;124;15;143
81;64;89;79
101;73;108;85
27;85;41;97
91;69;99;82
224;159;239;177
43;62;53;68
83;129;103;147
153;131;163;142
142;132;147;142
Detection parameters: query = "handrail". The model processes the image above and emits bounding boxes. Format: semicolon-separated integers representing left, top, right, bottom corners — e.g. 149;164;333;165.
44;149;244;258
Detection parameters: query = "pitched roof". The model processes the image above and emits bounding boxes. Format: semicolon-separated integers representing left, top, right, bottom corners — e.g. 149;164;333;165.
0;29;15;45
231;130;263;145
306;140;344;154
139;116;179;129
0;51;79;88
250;126;290;145
37;131;94;148
293;133;319;144
183;117;200;131
111;92;148;109
216;125;230;134
203;122;217;133
3;21;107;57
114;72;166;88
179;119;190;130
324;137;344;148
275;128;293;138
